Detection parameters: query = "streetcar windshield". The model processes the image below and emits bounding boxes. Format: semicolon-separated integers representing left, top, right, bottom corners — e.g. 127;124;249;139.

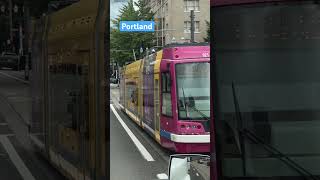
214;1;320;179
176;62;210;120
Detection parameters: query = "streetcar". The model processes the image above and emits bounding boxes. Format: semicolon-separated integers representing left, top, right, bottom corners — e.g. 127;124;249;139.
119;43;210;153
29;0;107;179
211;0;320;180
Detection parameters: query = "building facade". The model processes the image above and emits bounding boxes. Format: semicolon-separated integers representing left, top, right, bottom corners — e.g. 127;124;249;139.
147;0;210;47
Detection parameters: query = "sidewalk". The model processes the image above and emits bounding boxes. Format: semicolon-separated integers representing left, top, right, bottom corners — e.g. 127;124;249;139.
110;85;122;110
0;70;31;126
0;69;32;84
110;84;120;102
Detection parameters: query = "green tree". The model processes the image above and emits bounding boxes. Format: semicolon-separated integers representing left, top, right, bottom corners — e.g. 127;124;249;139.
204;20;210;42
111;0;154;66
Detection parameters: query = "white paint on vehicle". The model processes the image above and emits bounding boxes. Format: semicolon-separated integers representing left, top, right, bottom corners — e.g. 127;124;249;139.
0;136;35;180
170;134;210;143
142;122;155;134
111;104;155;161
157;173;169;179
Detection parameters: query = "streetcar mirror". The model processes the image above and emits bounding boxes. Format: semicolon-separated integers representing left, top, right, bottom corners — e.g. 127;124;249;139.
168;154;210;180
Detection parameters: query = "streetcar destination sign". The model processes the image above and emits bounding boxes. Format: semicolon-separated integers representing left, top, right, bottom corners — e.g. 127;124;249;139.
120;21;155;32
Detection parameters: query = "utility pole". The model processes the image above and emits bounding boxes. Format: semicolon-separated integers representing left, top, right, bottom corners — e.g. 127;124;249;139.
132;49;137;61
24;4;30;80
190;10;195;43
18;23;22;71
19;23;23;56
161;0;164;47
8;0;12;51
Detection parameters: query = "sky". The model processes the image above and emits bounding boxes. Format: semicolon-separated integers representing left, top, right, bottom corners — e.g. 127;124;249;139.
110;0;138;21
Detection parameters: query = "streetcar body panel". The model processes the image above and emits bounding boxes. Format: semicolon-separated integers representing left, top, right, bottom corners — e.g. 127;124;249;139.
30;0;107;179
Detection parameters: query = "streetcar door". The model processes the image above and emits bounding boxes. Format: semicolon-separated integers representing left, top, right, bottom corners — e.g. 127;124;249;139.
160;70;174;134
154;75;161;143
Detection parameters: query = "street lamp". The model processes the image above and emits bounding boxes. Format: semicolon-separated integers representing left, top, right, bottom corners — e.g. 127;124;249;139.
13;4;18;13
0;5;5;13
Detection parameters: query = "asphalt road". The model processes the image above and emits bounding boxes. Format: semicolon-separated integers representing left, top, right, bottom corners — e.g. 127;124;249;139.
110;87;210;180
110;87;170;180
0;69;65;180
0;70;209;180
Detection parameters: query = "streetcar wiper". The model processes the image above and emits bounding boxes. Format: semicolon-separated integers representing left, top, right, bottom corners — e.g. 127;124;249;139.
231;82;247;176
182;85;189;118
231;82;320;180
242;128;320;180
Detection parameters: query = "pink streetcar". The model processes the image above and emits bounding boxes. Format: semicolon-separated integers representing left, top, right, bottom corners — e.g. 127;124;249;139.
119;43;210;153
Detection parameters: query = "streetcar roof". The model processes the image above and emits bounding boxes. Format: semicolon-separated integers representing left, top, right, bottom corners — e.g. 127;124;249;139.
212;0;288;6
162;44;210;61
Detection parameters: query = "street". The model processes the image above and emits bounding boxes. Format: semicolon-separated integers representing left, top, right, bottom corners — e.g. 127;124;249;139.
0;69;207;180
0;69;65;180
110;86;170;180
110;86;209;180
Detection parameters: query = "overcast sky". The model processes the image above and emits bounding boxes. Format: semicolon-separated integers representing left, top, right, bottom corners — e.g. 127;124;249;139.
110;0;138;21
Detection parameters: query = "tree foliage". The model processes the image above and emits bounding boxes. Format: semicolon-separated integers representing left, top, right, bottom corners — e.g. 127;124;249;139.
111;0;154;66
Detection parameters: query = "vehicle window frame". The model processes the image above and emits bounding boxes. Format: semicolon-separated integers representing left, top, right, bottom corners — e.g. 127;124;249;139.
161;72;173;117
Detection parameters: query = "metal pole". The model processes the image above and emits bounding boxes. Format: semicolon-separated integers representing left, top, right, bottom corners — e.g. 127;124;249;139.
132;49;136;61
94;0;105;177
8;0;12;51
19;23;23;56
24;4;30;80
161;0;164;47
18;23;23;71
156;17;158;47
190;10;195;43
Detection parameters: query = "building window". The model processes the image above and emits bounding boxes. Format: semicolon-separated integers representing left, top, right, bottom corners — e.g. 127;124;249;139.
184;21;200;33
184;0;199;11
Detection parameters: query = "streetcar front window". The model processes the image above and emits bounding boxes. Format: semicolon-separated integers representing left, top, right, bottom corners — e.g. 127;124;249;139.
176;62;210;120
214;1;320;179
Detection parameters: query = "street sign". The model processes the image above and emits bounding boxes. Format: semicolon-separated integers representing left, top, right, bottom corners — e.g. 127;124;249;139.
119;21;155;32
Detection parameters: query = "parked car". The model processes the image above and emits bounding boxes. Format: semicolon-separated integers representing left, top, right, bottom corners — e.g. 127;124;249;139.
0;52;25;70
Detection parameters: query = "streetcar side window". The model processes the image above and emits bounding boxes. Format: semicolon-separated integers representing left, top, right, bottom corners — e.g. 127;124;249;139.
162;72;173;116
